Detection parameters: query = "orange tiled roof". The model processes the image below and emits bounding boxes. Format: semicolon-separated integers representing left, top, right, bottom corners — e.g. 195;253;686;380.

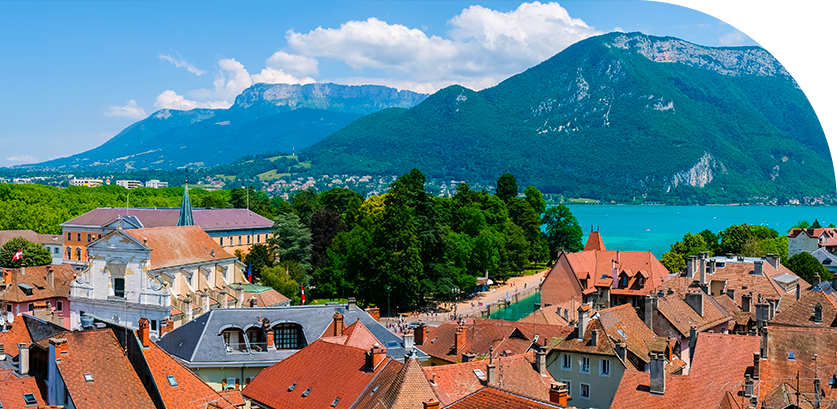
242;339;390;409
143;342;236;408
50;329;156;408
417;319;530;364
788;227;837;244
0;264;74;303
0;319;32;357
240;289;289;307
354;358;438;409
0;376;47;409
584;231;606;251
424;352;556;407
554;317;616;357
565;235;669;295
321;320;381;351
770;290;837;328
597;303;660;367
125;226;235;271
539;252;584;307
444;387;562;409
518;308;569;327
655;291;733;337
611;333;759;409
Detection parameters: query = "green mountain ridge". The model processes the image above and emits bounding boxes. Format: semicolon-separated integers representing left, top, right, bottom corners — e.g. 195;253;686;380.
301;32;834;201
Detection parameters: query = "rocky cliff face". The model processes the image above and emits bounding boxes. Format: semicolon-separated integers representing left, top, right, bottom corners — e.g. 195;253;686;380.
233;83;428;114
606;33;795;84
666;152;727;191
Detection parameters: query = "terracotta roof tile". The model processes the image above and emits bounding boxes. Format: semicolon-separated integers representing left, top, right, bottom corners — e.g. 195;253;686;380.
51;329;156;408
423;352;556;406
355;358;438;409
518;308;570;327
0;319;32;357
242;339;389;409
444;387;562;409
539;252;584;306
0;376;47;409
611;333;759;409
0;264;74;303
239;288;290;307
597;303;659;366
417;319;521;364
125;226;235;271
770;290;837;328
143;342;236;408
584;232;606;251
554;318;616;357
321;320;381;350
655;292;733;337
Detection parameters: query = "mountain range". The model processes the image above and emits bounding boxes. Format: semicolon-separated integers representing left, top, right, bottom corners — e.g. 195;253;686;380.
36;84;428;170
300;32;833;200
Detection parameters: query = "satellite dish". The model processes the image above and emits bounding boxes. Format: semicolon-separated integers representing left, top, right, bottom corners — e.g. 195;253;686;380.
0;314;5;327
7;312;14;324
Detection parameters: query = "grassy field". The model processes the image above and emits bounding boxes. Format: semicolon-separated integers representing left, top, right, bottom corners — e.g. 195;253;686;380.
214;174;237;181
567;198;597;204
257;169;291;181
521;263;550;276
309;298;349;305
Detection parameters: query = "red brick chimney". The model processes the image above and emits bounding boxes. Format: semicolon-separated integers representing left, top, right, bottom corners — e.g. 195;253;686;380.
455;325;466;352
333;311;344;336
49;338;67;361
415;323;426;346
2;268;10;285
159;317;174;336
138;318;150;348
366;344;387;372
423;399;440;409
267;328;275;350
549;382;569;406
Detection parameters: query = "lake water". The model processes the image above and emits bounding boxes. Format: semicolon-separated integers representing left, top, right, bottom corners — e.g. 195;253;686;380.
488;292;541;321
564;205;835;257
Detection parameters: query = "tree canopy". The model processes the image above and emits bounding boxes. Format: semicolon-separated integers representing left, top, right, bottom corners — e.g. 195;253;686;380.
0;237;52;268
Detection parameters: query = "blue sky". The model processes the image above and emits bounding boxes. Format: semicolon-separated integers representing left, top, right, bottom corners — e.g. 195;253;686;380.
0;1;820;170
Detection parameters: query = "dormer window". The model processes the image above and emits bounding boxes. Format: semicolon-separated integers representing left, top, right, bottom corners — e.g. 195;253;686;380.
18;284;33;297
23;393;37;405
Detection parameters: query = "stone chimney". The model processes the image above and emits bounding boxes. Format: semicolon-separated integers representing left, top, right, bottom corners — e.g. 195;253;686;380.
742;293;752;312
46;267;54;288
49;338;67;362
814;272;822;287
455;325;467;352
649;350;666;395
761;325;769;359
744;374;754;398
347;297;357;311
486;361;497;386
685;292;704;316
765;254;780;270
365;344;387;372
160;317;174;336
403;331;415;349
549;382;569;406
219;290;228;309
753;352;761;380
699;256;707;286
689;325;697;364
20;266;25;276
17;343;29;375
644;294;655;330
754;260;764;276
577;305;590;342
423;400;440;409
756;297;770;330
233;285;243;308
535;349;547;375
201;293;210;314
138;318;150;348
686;255;696;278
333;311;344;336
709;259;717;275
461;352;476;363
415;323;426;346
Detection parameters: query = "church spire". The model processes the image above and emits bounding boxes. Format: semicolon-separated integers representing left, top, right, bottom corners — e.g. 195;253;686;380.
177;168;194;226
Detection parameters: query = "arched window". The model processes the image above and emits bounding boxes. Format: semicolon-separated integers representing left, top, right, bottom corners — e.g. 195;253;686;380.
221;328;247;353
246;328;267;352
107;260;127;298
75;247;82;261
66;246;72;259
273;323;306;349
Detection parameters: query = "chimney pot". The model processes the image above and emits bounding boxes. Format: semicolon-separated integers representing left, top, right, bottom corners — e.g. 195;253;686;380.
138;318;150;348
17;343;29;375
535;349;547;375
455;325;467;352
414;323;426;346
754;260;764;276
423;400;440;409
46;268;54;288
744;374;754;398
403;331;415;350
333;311;344;337
686;255;696;278
644;295;655;330
486;363;497;386
577;306;590;342
649;351;666;395
549;382;569;406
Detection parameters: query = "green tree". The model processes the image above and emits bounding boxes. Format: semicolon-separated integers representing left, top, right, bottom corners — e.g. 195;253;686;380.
495;173;518;202
811;219;822;228
542;205;583;260
243;243;276;280
310;208;345;271
786;252;831;283
260;264;302;305
524;185;547;215
270;213;313;271
0;237;52;268
660;251;685;274
291;189;320;227
670;233;711;258
318;188;364;215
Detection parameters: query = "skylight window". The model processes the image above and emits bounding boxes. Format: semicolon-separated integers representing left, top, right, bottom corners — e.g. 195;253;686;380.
331;398;341;407
288;383;297;392
83;373;94;382
302;388;311;398
473;369;486;379
617;329;627;339
385;341;399;348
788;352;796;361
23;393;37;405
167;375;178;387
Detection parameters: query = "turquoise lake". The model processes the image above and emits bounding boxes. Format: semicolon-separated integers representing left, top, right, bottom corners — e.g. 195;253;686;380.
563;205;835;257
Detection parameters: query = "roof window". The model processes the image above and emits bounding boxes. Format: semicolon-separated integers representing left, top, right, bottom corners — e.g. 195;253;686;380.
617;329;627;339
331;398;341;407
385;341;399;348
23;393;37;405
83;373;94;382
288;383;297;392
167;375;178;387
17;284;33;297
302;388;311;398
473;369;486;380
788;351;796;361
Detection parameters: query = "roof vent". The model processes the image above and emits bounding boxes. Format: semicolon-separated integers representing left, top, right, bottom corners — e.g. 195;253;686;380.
302;388;312;398
288;383;297;392
331;398;341;407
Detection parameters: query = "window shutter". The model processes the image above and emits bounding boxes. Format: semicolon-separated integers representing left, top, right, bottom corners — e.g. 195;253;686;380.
222;378;227;389
235;378;240;389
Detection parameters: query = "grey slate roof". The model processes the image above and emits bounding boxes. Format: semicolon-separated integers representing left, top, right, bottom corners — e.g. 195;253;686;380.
61;208;273;231
157;303;427;365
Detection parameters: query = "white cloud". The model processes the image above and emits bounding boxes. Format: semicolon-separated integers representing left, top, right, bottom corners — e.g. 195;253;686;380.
105;99;147;119
283;2;600;91
154;90;229;110
251;67;316;85
6;154;37;163
264;51;319;77
159;54;206;76
719;30;746;46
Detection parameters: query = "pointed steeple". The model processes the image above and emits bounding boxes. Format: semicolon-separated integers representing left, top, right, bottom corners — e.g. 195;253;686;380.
177;169;194;226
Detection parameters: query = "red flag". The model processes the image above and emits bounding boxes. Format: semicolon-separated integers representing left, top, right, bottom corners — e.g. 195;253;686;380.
301;284;305;305
12;248;23;261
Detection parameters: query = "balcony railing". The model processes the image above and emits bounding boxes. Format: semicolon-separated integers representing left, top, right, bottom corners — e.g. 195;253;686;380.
224;341;249;353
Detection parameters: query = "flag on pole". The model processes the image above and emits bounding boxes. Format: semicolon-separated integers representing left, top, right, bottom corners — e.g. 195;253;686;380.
12;249;23;261
301;284;305;305
247;264;252;283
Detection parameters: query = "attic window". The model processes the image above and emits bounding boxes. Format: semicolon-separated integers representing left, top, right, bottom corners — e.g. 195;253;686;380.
788;352;796;361
21;393;36;405
288;383;297;392
331;398;341;407
17;284;33;297
167;375;178;387
617;329;627;339
473;369;486;379
302;388;311;398
83;373;94;382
